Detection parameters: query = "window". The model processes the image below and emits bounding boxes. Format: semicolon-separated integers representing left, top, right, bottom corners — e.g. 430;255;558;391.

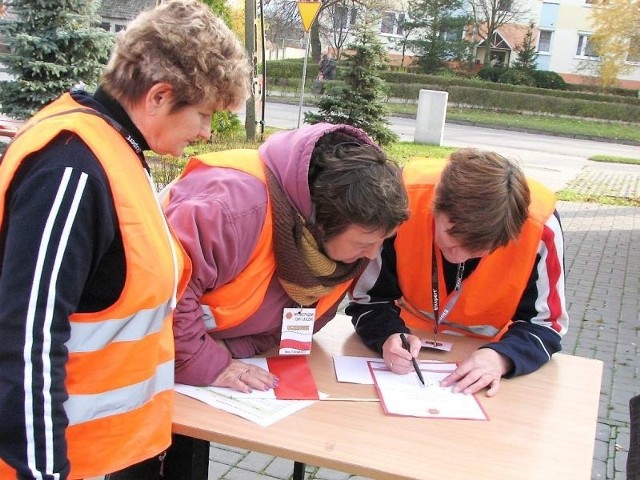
380;12;405;36
576;34;597;58
334;6;357;30
497;0;512;11
628;36;640;63
538;30;552;53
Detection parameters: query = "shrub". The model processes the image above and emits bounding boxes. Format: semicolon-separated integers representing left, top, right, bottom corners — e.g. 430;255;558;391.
477;66;507;82
498;69;536;87
531;70;567;90
211;111;243;140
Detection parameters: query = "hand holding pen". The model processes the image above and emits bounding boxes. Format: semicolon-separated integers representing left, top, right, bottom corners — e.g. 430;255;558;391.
400;333;425;386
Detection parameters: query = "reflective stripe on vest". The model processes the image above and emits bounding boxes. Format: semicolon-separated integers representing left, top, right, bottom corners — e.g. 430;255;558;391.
0;94;190;478
66;299;172;353
64;360;174;426
172;151;350;331
395;158;556;339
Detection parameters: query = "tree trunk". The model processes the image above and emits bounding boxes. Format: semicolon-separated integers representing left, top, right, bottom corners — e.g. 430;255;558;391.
310;22;321;62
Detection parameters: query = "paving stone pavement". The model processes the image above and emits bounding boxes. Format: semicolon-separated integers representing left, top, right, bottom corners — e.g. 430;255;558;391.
204;161;640;480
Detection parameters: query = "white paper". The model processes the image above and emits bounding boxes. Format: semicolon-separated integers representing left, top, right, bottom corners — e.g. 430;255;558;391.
333;356;382;384
368;362;487;420
175;383;317;427
333;356;448;385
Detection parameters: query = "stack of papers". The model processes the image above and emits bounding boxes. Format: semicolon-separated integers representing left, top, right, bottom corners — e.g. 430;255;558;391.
175;356;319;426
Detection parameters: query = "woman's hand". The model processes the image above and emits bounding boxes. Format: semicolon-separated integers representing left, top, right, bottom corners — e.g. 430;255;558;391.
212;359;279;393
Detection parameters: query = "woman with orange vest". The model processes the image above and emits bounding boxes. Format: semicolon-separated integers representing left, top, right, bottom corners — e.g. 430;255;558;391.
162;123;409;392
0;2;250;479
347;149;568;397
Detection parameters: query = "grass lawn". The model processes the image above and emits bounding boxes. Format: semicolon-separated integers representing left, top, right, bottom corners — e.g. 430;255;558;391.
385;104;640;145
265;95;640;145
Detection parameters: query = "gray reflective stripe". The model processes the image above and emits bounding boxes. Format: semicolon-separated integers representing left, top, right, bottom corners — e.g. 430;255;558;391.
66;301;171;353
439;319;500;337
64;360;174;426
201;304;218;331
410;303;501;337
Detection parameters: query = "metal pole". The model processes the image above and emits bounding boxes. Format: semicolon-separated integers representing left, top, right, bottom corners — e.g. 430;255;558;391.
297;32;311;128
244;0;256;141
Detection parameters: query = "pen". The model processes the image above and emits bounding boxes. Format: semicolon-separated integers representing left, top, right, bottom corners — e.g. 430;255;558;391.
400;333;425;386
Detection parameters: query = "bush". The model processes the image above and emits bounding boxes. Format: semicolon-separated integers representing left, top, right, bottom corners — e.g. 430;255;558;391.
211;111;242;140
531;70;567;90
477;66;507;83
498;69;536;87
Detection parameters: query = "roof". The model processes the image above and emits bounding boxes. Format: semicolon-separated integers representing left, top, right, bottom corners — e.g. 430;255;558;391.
97;0;159;21
470;22;536;50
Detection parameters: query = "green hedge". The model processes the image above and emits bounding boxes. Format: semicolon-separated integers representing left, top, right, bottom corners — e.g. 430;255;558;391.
382;83;640;122
265;59;640;122
377;70;640;106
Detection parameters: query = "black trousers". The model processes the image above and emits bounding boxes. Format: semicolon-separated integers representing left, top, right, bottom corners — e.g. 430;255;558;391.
105;434;209;480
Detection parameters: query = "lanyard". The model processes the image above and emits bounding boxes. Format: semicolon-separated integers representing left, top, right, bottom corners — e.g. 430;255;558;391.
431;241;465;344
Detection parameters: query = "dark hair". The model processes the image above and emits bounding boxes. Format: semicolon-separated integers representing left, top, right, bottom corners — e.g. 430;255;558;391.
433;148;531;252
308;132;409;239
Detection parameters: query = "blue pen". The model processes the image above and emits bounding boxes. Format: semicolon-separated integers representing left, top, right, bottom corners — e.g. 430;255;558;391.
400;333;425;386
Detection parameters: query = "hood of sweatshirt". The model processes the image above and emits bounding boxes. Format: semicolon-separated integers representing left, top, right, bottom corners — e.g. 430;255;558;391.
258;122;379;221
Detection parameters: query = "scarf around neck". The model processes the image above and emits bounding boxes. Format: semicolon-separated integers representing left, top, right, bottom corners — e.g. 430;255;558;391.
265;166;368;306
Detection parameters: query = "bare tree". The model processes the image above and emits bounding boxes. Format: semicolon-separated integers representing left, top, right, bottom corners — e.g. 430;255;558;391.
263;0;303;59
466;0;530;65
321;0;358;59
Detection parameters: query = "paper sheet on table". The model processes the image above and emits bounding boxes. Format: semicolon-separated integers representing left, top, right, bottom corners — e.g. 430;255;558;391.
368;361;488;420
333;356;382;384
185;356;318;400
333;355;446;385
175;383;317;427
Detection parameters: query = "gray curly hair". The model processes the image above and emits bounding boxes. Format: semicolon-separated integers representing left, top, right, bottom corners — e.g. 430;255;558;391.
101;0;251;112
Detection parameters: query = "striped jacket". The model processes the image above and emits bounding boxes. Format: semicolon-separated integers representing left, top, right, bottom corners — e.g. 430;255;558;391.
0;92;189;479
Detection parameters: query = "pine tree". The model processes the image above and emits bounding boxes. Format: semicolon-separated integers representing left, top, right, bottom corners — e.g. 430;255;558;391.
304;20;398;146
0;0;113;119
405;0;471;74
512;22;538;73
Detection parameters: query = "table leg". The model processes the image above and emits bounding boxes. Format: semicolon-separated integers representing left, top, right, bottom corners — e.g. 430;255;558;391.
293;461;306;480
163;434;209;480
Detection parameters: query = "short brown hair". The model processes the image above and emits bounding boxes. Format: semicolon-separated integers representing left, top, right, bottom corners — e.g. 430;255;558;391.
309;132;409;239
101;0;250;112
433;148;530;252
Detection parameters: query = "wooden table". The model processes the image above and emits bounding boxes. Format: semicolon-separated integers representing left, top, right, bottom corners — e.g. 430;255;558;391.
172;314;603;480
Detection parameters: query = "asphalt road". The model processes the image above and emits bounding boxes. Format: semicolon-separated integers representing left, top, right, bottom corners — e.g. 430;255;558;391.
245;101;640;192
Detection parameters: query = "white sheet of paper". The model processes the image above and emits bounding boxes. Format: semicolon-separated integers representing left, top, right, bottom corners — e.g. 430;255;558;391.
333;356;382;384
368;362;488;420
174;383;317;427
333;356;448;385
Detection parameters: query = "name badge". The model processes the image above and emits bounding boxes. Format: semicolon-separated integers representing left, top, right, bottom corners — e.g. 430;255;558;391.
279;307;315;355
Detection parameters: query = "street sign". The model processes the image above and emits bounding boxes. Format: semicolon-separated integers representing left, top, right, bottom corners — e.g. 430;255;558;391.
297;1;321;32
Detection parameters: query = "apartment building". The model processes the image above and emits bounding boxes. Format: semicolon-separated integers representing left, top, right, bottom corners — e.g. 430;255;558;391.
375;0;640;88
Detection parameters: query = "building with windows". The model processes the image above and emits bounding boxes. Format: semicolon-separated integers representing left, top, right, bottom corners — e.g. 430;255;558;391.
371;0;640;89
97;0;158;33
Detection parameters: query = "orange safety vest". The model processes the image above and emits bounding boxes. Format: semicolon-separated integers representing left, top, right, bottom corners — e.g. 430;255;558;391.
394;158;556;339
0;94;190;479
169;151;351;332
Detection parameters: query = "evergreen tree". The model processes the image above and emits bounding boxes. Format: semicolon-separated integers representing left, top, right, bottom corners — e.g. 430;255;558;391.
512;21;538;73
405;0;471;74
0;0;112;119
304;20;397;146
